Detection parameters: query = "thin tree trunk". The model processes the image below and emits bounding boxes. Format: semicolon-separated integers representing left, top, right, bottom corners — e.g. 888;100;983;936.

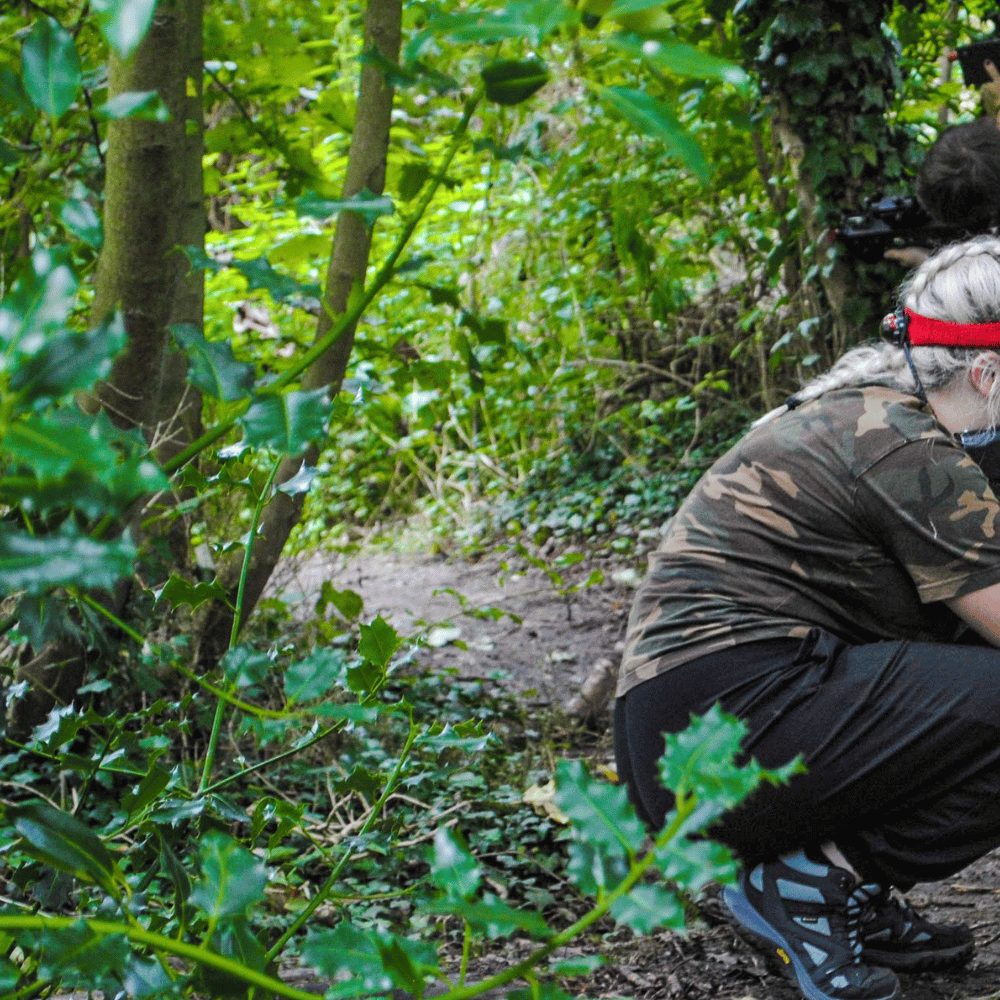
196;0;402;665
92;0;190;434
10;0;202;734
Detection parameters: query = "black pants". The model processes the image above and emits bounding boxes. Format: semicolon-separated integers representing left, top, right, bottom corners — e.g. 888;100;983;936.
613;629;1000;889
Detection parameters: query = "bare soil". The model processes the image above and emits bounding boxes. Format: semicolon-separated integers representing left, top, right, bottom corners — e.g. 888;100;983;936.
276;548;1000;1000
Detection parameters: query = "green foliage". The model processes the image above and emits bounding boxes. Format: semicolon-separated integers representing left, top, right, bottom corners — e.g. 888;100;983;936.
0;0;981;995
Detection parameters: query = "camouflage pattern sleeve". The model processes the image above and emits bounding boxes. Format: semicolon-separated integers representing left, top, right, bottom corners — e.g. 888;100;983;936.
854;438;1000;602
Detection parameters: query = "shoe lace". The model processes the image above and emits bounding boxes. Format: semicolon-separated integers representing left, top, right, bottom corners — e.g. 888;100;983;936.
845;882;882;962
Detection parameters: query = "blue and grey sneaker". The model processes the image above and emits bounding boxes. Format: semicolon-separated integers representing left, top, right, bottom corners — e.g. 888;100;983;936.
723;851;901;1000
862;884;974;971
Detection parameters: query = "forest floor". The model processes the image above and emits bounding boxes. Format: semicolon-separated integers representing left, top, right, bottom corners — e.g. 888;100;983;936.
270;546;1000;1000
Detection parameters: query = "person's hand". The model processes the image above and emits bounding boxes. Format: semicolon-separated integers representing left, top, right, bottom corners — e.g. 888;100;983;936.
981;59;1000;120
884;246;931;267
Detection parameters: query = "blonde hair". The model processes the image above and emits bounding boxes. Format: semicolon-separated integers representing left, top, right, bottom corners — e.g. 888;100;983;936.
756;235;1000;427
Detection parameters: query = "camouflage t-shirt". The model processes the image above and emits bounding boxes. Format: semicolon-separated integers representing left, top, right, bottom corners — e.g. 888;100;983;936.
617;386;1000;697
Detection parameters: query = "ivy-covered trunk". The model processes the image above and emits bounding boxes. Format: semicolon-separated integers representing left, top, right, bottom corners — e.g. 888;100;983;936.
738;0;907;353
195;0;403;666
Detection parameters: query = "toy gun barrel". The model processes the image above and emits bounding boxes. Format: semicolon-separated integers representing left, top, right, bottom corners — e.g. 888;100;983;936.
836;194;967;263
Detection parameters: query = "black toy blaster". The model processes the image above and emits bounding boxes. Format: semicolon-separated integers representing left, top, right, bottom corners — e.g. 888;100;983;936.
836;194;967;264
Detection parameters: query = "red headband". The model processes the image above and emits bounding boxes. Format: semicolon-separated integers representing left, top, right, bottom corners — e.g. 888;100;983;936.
887;307;1000;347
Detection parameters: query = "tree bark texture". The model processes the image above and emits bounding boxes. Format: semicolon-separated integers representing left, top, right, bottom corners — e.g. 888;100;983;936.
737;1;906;347
93;0;190;437
11;0;204;734
196;0;403;665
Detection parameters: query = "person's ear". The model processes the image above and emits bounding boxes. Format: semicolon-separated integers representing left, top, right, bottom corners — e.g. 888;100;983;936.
970;353;1000;396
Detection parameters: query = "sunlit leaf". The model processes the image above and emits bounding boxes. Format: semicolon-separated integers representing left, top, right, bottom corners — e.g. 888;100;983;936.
92;0;159;58
429;827;481;899
99;90;171;121
21;18;81;117
600;85;709;180
295;189;396;225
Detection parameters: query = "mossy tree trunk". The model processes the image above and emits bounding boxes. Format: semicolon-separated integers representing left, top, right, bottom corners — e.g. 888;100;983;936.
737;0;908;353
10;0;205;734
195;0;403;665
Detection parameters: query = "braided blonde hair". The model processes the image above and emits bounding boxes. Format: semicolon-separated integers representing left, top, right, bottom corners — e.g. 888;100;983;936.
756;235;1000;427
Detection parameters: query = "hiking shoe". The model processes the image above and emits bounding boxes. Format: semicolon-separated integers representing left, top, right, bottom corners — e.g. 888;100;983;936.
862;884;974;971
723;851;900;1000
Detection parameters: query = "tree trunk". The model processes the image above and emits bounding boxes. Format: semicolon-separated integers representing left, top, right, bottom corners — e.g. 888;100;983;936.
196;0;403;665
737;1;905;345
10;0;204;734
93;0;192;436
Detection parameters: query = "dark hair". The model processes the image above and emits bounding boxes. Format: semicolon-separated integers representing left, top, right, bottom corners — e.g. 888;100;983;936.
916;117;1000;230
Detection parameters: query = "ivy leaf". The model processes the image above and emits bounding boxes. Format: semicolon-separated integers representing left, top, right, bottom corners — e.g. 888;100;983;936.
8;801;122;893
99;90;171;121
190;831;267;919
481;58;549;106
553;758;646;855
0;526;136;597
358;615;400;668
284;648;349;704
91;0;159;58
241;389;329;454
153;574;228;611
600;86;709;180
609;883;686;934
21;17;81;117
171;323;255;401
295;189;396;225
429;827;481;899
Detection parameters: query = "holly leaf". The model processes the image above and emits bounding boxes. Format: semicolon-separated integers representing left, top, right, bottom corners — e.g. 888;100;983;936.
429;827;481;899
190;831;267;919
240;389;329;454
0;526;136;597
609;883;686;934
554;758;646;855
358;615;400;667
9;801;122;893
171;323;255;401
284;648;349;704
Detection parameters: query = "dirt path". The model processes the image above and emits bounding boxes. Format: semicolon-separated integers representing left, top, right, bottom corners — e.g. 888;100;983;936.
272;549;636;700
271;548;1000;1000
